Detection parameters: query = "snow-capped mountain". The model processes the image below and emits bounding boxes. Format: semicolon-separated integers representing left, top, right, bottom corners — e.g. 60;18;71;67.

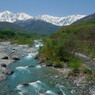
0;11;33;22
35;15;86;26
0;11;86;26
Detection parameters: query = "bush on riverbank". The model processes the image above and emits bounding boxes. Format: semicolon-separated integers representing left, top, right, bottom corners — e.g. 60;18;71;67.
83;68;92;74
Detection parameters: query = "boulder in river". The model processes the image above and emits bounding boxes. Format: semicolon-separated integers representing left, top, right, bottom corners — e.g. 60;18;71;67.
46;63;52;67
39;89;46;94
21;82;29;86
2;56;9;60
34;55;39;59
1;63;7;67
13;57;20;60
3;69;14;75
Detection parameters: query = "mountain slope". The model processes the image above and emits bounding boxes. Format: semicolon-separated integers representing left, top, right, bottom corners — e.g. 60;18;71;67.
14;19;60;35
73;13;95;24
0;11;86;26
35;15;86;26
0;22;25;32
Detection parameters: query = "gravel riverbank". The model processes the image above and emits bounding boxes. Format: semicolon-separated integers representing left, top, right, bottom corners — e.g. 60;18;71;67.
0;41;37;81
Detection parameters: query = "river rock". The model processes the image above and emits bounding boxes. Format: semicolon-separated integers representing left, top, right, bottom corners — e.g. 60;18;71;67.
28;65;35;67
46;63;52;67
54;75;59;78
3;69;14;75
39;89;45;94
0;73;6;81
2;56;9;59
21;82;29;86
34;55;39;59
1;63;7;67
13;57;20;60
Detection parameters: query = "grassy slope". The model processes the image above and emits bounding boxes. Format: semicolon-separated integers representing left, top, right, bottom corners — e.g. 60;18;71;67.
39;22;95;76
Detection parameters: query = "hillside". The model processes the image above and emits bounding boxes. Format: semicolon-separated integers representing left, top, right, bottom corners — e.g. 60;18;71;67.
73;13;95;24
14;19;60;35
39;17;95;80
0;22;25;32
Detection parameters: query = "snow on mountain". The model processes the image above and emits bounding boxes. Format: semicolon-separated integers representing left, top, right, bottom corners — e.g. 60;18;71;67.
0;11;86;26
0;11;33;22
35;15;86;26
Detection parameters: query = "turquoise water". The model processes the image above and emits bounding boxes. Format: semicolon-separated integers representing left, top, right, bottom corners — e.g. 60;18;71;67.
0;54;78;95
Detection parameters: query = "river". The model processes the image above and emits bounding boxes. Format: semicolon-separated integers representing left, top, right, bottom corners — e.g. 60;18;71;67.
0;40;79;95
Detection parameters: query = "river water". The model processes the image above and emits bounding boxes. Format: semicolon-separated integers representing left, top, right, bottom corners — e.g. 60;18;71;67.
0;41;79;95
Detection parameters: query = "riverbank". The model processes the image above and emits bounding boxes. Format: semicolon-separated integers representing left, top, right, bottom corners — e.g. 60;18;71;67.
36;55;95;95
0;41;37;81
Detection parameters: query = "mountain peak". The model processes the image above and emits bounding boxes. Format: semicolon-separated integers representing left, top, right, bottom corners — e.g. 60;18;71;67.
0;11;33;22
2;11;12;14
0;11;86;26
35;14;86;26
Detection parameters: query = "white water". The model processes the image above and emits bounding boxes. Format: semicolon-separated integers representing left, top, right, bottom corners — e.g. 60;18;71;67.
56;84;66;95
16;66;28;70
46;90;57;95
17;84;28;95
29;80;42;89
26;52;38;59
34;40;43;49
36;65;42;69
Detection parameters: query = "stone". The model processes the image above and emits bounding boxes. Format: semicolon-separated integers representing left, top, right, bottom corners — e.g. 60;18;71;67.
2;56;9;59
21;82;29;86
1;63;7;67
39;89;45;94
46;63;52;67
3;69;14;75
34;55;39;59
0;73;7;81
13;57;19;60
54;75;59;78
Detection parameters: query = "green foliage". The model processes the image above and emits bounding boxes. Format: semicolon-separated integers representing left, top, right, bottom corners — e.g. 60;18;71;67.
0;30;15;40
0;22;25;32
68;57;81;70
53;62;63;68
0;30;43;46
83;68;92;74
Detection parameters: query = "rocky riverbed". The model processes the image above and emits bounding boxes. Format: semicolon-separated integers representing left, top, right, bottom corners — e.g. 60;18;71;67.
36;55;95;95
0;41;37;81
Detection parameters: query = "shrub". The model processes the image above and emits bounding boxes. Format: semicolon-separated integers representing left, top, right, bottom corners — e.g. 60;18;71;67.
69;71;78;76
53;62;63;68
69;57;81;70
83;68;92;74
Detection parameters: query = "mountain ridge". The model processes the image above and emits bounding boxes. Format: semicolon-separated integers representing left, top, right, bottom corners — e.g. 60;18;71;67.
0;11;86;26
73;13;95;24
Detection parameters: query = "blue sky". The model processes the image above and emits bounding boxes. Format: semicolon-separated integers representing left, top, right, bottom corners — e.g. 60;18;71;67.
0;0;95;17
